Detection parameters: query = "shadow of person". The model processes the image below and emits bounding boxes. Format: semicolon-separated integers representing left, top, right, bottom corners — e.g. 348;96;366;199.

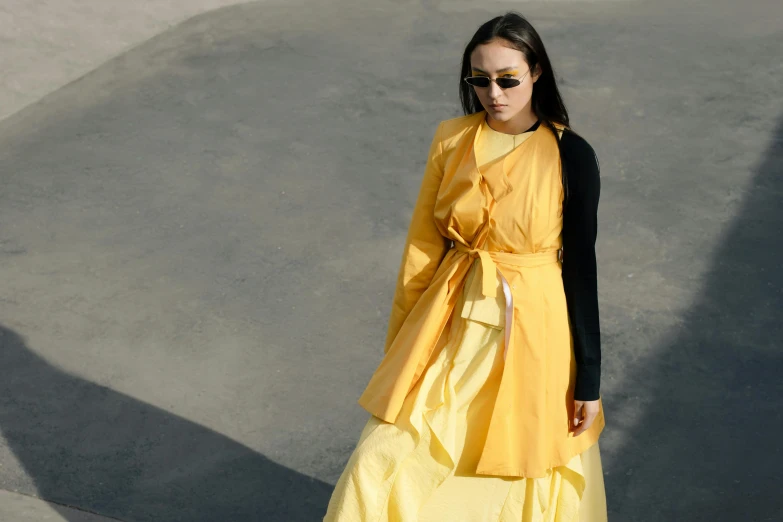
604;119;783;520
0;325;332;521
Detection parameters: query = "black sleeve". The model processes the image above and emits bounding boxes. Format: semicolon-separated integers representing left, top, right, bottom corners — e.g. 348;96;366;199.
560;130;602;401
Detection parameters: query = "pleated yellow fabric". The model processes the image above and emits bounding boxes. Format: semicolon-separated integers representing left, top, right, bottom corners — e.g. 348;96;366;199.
324;262;607;521
324;116;607;521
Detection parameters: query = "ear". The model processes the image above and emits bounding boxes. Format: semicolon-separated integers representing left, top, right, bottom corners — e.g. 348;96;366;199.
531;64;543;83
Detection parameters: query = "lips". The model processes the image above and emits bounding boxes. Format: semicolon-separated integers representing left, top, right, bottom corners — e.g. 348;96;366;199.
489;104;506;109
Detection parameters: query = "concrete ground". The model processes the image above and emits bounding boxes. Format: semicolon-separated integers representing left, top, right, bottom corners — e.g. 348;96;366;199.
0;0;781;520
0;0;250;121
0;490;118;522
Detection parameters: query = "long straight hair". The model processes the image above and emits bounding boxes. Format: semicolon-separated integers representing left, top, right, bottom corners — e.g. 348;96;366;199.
459;12;573;205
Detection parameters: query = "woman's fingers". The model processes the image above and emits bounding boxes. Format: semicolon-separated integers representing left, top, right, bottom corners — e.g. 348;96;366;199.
573;401;584;428
573;400;599;437
573;411;594;436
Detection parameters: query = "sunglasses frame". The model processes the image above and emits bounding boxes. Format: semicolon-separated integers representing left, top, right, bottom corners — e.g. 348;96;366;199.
464;68;531;89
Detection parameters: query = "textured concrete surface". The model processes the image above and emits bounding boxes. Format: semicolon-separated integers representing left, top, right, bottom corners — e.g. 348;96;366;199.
0;490;117;521
0;0;780;520
0;0;251;121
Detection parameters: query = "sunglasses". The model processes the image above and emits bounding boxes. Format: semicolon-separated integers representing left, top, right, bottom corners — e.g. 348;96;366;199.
464;69;530;89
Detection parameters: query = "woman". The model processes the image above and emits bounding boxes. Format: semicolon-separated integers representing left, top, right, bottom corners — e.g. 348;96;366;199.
324;11;607;521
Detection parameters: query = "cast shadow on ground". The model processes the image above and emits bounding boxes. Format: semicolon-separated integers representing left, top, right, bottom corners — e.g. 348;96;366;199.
603;118;783;520
0;324;332;521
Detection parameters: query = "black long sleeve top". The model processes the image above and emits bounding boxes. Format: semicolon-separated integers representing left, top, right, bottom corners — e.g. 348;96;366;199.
560;128;602;401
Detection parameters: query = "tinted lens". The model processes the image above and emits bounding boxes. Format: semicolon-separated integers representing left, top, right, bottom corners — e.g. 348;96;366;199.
465;76;490;87
496;78;521;88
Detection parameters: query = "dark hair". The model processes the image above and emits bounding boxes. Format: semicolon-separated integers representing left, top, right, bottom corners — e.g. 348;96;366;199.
459;11;573;205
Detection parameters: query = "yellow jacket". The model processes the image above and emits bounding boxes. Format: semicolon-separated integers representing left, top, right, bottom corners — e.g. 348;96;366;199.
357;110;605;478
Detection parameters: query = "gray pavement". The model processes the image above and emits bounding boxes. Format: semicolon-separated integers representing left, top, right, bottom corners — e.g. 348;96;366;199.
0;0;248;122
0;490;117;521
0;0;781;520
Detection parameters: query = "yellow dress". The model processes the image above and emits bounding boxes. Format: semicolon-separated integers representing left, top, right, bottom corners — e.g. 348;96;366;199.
324;117;607;521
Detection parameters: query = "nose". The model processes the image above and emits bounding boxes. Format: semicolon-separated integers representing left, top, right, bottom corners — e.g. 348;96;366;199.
488;80;503;98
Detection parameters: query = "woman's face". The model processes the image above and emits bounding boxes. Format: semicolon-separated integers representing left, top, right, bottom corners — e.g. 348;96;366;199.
469;38;540;123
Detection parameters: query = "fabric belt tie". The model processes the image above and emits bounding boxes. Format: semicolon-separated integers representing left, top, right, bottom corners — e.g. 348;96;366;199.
453;243;563;299
454;243;499;298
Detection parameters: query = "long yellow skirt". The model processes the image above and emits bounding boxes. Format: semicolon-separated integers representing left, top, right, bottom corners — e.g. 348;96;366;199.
324;269;608;521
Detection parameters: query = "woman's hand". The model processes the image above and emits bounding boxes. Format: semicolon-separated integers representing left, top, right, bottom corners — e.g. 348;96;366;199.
572;399;600;436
